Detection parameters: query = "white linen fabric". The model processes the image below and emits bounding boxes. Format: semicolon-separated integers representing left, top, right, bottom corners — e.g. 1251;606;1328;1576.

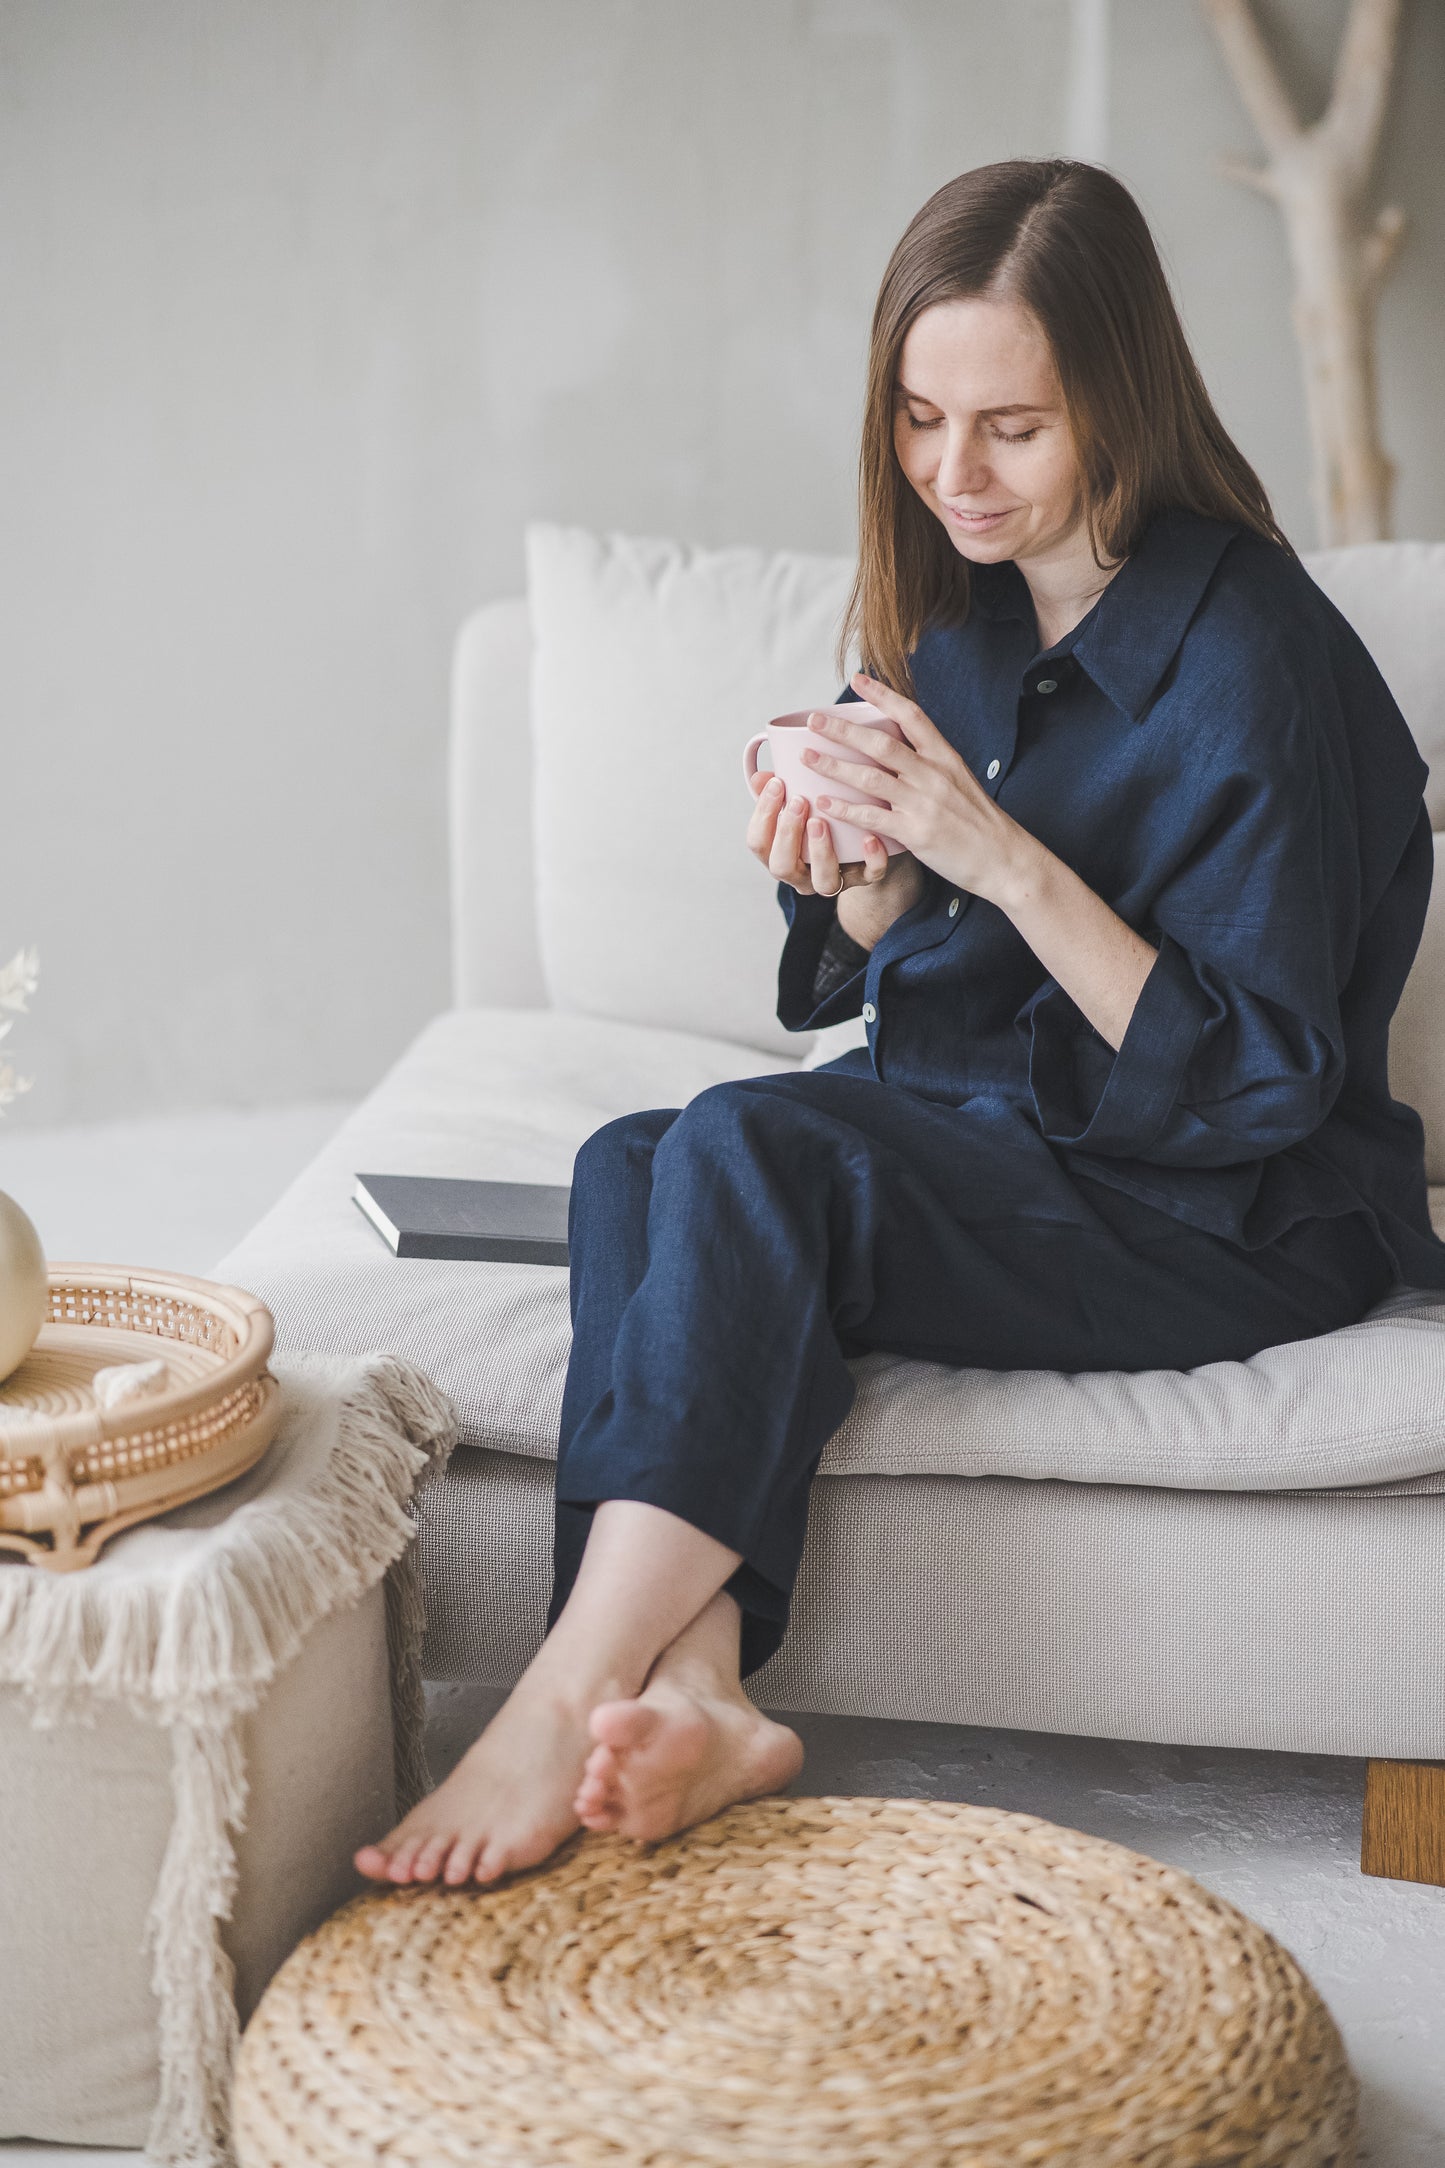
216;1008;1445;1497
525;520;857;1056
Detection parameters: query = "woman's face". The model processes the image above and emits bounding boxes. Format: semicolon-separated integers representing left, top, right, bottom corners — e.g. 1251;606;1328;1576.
892;295;1086;567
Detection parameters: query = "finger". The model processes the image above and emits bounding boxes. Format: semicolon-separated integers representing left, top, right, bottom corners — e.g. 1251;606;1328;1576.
767;790;813;882
806;709;912;773
848;671;939;749
815;791;897;837
802;744;905;798
806;816;842;895
859;833;891;883
746;772;786;851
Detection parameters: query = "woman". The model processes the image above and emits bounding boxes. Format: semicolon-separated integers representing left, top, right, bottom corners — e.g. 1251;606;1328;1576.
357;158;1445;1891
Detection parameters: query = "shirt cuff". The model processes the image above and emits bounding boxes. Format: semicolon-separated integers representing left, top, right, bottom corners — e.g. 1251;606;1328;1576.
776;883;869;1029
1026;933;1210;1156
811;919;872;1006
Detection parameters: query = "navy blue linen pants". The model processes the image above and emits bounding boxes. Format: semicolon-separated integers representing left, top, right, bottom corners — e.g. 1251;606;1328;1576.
548;1065;1393;1675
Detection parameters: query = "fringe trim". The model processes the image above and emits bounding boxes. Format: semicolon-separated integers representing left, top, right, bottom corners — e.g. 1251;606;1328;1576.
0;1352;458;1728
149;1721;246;2167
0;1351;458;2168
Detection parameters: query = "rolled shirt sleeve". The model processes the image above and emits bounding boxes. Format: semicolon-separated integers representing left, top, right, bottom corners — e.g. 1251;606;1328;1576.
1019;657;1356;1169
776;885;869;1029
774;680;871;1031
1024;935;1344;1165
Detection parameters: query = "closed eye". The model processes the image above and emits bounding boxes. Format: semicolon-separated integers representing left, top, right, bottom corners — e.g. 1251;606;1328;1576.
902;416;1040;443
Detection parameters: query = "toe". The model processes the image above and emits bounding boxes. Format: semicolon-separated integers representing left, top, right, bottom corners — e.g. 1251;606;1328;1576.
574;1742;618;1810
590;1699;665;1753
386;1839;426;1884
577;1746;626;1830
411;1836;451;1882
578;1799;623;1831
442;1834;482;1885
354;1842;392;1879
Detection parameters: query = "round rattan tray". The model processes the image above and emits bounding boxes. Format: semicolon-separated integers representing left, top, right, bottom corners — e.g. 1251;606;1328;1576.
0;1265;279;1571
232;1794;1358;2167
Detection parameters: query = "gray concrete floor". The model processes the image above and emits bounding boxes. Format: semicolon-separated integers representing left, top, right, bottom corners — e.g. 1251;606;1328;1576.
2;1105;1442;2165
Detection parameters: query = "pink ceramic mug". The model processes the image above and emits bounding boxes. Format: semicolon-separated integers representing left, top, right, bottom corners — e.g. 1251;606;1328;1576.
742;702;907;864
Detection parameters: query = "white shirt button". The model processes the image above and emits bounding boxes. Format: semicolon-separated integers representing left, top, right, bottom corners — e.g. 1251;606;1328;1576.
1037;677;1058;694
862;1001;877;1023
986;758;1001;780
948;895;960;917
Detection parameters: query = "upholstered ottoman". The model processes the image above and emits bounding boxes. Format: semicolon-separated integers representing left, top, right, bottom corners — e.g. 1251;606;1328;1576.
0;1351;456;2167
232;1796;1358;2167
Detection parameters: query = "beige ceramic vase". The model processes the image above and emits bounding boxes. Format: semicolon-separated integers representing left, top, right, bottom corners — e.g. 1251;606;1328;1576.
0;1190;47;1384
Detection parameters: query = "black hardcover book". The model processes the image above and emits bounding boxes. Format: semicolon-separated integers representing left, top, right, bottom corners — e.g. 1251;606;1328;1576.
353;1173;571;1264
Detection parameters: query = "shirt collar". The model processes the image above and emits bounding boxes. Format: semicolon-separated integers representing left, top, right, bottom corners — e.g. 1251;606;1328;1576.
969;505;1242;722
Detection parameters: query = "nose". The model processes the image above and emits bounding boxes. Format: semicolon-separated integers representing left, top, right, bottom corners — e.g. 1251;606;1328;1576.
933;426;992;502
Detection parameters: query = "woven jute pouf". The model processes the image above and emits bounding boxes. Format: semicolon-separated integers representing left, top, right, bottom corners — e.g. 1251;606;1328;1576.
232;1795;1358;2167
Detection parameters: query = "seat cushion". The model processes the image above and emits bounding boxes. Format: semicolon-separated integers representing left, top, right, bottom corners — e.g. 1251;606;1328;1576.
216;1009;1445;1497
216;1009;800;1465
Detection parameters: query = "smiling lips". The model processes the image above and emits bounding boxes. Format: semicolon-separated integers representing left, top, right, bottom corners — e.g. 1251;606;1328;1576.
944;505;1014;529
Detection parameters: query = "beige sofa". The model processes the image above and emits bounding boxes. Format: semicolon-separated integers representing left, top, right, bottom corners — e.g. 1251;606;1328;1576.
217;524;1445;1875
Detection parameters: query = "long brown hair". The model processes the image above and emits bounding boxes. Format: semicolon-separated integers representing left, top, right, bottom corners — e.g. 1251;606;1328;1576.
838;159;1292;693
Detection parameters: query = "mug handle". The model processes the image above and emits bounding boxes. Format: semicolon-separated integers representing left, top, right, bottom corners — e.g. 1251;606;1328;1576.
742;732;771;790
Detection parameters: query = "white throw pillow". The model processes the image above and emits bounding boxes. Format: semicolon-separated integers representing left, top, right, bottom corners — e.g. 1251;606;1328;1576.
525;521;857;1056
1389;829;1445;1182
1302;542;1445;827
1303;546;1445;1176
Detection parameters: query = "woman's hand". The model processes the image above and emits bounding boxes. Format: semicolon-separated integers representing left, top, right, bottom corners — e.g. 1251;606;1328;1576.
746;764;926;939
798;671;1042;908
805;672;1158;1050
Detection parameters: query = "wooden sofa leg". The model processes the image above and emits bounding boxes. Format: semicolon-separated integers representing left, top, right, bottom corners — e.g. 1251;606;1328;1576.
1361;1760;1445;1886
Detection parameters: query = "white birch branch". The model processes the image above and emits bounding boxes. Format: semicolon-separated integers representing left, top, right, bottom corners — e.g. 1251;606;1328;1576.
1203;0;1406;544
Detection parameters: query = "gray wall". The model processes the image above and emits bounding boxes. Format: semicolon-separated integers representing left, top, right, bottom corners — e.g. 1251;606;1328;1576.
2;0;1441;1125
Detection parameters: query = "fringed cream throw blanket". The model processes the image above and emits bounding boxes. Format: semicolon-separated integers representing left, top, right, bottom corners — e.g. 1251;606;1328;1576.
0;1351;458;2167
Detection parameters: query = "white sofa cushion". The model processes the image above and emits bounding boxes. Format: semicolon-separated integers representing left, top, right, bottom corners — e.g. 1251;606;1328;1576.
1301;541;1445;827
217;1009;795;1464
525;521;856;1058
1388;830;1445;1183
216;1008;1445;1498
1306;545;1445;1181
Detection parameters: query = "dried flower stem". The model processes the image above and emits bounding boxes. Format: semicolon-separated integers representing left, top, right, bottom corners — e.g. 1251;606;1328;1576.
0;947;40;1114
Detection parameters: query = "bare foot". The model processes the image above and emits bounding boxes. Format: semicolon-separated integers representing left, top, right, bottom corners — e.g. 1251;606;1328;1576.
355;1666;613;1888
573;1678;804;1842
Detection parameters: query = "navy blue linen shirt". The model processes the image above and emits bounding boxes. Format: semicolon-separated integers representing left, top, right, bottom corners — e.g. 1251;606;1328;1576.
777;504;1445;1291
